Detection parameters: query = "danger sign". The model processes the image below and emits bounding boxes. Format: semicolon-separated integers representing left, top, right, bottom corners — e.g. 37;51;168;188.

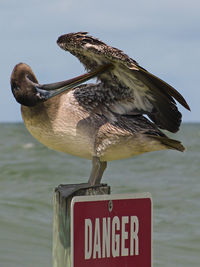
84;215;139;259
71;193;152;267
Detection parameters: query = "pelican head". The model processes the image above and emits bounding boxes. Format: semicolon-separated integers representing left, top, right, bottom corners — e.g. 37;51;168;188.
11;62;111;107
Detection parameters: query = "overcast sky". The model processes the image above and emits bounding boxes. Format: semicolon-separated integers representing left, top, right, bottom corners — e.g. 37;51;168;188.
1;0;199;122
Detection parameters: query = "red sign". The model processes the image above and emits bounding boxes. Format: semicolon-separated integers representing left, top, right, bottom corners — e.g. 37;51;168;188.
71;193;152;267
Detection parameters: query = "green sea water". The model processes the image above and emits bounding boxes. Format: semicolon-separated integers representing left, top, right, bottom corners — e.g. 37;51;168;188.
0;123;200;267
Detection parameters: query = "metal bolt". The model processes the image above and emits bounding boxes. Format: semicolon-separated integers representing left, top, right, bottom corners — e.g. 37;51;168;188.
108;200;113;212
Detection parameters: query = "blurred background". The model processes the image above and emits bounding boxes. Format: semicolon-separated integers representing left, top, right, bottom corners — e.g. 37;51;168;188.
0;0;199;266
1;0;200;123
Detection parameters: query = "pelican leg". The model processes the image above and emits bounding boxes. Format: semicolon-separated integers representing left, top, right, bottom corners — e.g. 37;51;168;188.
88;157;107;186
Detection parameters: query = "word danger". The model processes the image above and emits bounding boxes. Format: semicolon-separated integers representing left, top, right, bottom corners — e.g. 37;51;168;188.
84;216;139;259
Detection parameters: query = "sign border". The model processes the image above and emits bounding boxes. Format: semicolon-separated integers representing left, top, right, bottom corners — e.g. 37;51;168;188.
71;192;153;267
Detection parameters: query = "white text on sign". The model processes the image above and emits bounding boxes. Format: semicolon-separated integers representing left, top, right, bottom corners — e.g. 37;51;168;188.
84;216;139;259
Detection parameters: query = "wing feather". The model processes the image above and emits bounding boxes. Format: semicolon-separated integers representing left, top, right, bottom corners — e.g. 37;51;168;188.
57;32;190;132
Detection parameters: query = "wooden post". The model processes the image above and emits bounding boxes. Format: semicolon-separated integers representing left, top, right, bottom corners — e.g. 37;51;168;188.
53;183;110;267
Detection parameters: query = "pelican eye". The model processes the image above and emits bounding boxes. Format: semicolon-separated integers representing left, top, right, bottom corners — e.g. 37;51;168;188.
11;81;20;92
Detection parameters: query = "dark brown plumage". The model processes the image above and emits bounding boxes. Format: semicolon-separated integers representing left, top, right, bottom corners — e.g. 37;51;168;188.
57;32;190;133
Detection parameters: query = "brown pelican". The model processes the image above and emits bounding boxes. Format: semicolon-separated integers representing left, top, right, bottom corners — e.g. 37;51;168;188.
11;32;190;186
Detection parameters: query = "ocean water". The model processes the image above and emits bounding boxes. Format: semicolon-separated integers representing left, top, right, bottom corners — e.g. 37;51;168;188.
0;123;199;267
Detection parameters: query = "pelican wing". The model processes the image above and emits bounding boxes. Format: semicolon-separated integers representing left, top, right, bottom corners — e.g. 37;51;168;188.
57;32;190;133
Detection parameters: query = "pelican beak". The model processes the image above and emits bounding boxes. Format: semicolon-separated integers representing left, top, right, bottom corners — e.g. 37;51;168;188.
32;64;111;100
